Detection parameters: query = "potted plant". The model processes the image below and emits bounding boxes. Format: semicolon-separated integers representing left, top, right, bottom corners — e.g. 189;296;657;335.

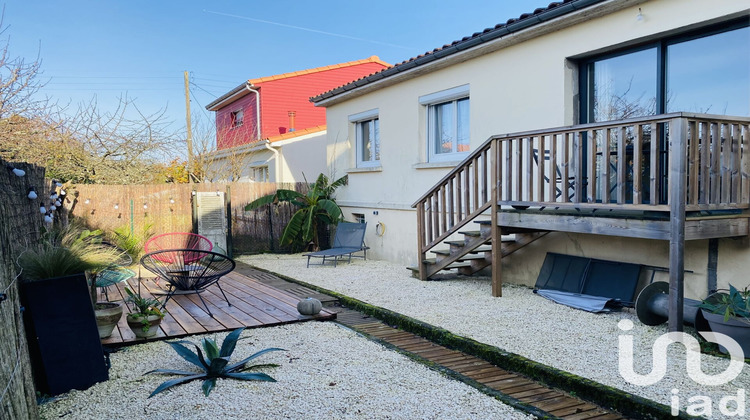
699;284;750;355
124;286;165;339
91;267;135;338
18;223;120;395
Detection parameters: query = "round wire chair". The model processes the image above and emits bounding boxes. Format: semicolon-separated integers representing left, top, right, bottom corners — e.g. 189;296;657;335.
140;249;235;317
95;267;136;301
144;233;213;264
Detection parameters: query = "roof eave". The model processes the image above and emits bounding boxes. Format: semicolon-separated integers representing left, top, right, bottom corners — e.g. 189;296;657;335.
206;82;257;111
312;0;625;107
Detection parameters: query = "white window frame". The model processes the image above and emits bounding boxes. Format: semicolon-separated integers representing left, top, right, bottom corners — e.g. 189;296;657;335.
349;108;380;168
420;85;470;162
251;166;269;182
231;109;244;128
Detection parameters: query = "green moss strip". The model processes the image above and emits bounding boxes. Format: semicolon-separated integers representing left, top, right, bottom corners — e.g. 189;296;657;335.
245;263;693;420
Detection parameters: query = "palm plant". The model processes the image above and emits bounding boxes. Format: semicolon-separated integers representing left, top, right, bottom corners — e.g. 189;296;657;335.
245;173;347;250
146;327;284;397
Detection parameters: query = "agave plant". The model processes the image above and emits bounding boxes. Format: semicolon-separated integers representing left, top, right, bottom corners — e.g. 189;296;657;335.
244;173;347;250
146;327;284;397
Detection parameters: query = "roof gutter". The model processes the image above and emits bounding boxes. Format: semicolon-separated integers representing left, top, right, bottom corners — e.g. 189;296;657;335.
206;82;250;110
262;140;280;182
312;0;608;106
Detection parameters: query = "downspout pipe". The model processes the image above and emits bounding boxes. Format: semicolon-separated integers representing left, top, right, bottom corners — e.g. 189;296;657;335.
263;140;280;182
245;83;277;181
244;83;261;141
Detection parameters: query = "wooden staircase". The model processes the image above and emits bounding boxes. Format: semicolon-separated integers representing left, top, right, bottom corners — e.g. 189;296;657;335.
412;114;750;309
409;220;547;278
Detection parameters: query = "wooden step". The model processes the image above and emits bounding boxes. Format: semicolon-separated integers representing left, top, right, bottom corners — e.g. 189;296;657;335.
420;258;472;268
445;240;481;247
432;246;492;256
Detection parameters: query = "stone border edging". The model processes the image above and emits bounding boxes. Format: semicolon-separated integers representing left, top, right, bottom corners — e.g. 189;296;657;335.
246;263;691;420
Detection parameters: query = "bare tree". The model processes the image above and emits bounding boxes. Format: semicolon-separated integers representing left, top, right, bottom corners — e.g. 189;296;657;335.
59;95;180;183
0;13;48;119
190;112;263;182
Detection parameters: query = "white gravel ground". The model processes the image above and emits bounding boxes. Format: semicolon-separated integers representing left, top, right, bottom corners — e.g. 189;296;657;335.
239;254;750;419
39;322;532;420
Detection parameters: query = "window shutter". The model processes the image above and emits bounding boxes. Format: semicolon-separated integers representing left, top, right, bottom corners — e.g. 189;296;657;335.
196;192;227;252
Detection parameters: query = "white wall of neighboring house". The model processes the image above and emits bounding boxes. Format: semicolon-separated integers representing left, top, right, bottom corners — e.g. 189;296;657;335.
206;131;327;183
276;132;328;182
322;0;749;299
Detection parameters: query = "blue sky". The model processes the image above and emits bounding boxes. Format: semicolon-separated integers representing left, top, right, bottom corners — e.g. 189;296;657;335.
5;0;534;137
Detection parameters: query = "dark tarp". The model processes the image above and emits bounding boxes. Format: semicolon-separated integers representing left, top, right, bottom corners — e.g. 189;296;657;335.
534;289;623;313
534;253;641;312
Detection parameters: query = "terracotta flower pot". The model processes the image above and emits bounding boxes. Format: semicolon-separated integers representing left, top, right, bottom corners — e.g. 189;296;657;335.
126;313;163;339
94;302;123;338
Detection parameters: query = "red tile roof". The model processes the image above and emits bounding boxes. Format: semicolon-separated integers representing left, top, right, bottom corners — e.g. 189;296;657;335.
266;125;326;143
249;56;390;85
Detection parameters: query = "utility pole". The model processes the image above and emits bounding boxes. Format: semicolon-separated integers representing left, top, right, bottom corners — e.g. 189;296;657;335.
184;71;194;184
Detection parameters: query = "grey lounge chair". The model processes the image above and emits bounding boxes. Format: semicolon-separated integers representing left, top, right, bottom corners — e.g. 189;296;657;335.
305;222;368;267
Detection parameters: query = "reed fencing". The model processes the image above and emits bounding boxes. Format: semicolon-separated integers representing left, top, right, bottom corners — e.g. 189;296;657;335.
0;159;45;420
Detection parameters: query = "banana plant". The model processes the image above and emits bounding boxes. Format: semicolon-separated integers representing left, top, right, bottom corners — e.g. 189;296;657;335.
146;327;284;397
245;173;347;250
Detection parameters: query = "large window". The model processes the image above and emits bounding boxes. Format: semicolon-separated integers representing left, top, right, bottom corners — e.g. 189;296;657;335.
666;27;749;116
585;47;657;122
420;85;470;162
582;22;749;122
580;21;748;204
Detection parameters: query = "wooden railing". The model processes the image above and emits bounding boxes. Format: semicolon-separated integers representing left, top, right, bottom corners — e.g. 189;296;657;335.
413;113;750;258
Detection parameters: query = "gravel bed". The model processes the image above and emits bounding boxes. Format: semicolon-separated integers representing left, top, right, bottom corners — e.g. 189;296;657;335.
240;254;750;418
39;322;532;420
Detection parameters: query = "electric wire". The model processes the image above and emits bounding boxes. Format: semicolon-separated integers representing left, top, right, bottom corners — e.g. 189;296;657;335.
189;81;221;99
0;347;22;406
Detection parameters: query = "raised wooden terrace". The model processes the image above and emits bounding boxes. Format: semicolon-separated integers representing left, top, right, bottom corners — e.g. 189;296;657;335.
101;271;335;346
413;112;750;330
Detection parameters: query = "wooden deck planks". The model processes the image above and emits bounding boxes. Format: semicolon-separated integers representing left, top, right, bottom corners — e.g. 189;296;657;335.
100;271;335;346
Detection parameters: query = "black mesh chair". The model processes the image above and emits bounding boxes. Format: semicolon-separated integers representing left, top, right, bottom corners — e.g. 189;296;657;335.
140;249;235;317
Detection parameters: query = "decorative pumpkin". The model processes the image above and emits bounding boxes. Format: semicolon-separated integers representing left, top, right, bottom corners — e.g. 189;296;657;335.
297;297;322;315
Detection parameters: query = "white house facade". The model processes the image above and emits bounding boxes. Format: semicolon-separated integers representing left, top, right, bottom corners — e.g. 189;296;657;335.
314;0;749;300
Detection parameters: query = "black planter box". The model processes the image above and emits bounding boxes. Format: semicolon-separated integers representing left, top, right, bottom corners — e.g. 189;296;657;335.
21;273;108;396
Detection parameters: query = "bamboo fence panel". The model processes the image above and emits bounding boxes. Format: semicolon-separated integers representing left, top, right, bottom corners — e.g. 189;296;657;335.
68;182;308;254
0;159;43;420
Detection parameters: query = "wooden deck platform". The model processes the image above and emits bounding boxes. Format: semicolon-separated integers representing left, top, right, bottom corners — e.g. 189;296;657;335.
100;271;336;346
